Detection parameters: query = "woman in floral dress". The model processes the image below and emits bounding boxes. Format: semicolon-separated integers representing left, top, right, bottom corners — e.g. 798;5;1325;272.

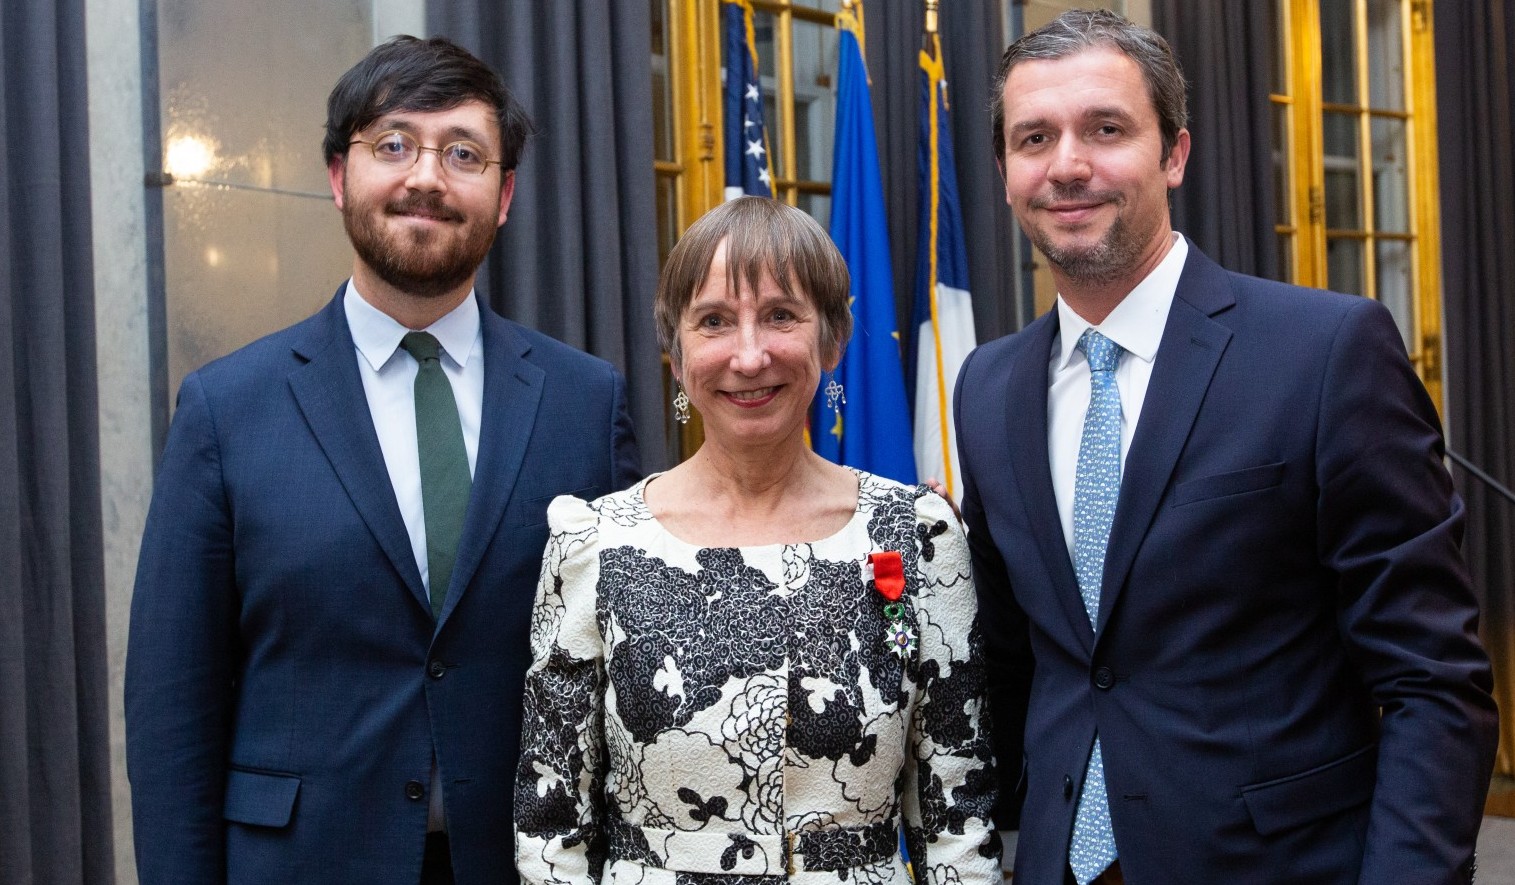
515;197;1000;885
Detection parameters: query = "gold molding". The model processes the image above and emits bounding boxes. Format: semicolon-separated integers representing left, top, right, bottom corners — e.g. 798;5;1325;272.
1280;0;1443;412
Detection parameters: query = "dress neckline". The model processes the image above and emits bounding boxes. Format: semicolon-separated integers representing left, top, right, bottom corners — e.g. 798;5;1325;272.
630;467;868;551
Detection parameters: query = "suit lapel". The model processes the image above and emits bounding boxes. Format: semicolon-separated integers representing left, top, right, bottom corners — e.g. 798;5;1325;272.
1097;250;1236;636
1008;313;1097;650
437;304;544;626
288;290;429;610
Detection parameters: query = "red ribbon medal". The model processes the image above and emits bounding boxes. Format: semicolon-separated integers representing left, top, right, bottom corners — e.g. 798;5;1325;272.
868;551;905;601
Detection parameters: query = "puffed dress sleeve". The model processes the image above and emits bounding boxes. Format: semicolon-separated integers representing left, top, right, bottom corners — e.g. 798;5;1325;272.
516;494;607;885
902;490;1002;885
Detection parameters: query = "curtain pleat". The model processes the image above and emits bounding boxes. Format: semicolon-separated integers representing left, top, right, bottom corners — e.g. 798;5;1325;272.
0;0;115;881
1152;0;1279;280
427;0;670;470
1436;0;1515;778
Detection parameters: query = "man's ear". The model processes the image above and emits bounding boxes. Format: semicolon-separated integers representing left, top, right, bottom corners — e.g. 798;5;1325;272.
1163;128;1191;189
498;170;516;227
328;155;347;210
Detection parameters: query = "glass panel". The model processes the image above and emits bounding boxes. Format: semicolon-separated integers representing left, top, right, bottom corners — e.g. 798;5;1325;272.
1366;0;1405;110
791;15;838;183
754;10;781;180
650;0;675;162
164;186;352;398
1322;112;1362;230
754;11;776;80
159;0;372;194
809;0;842;13
1376;239;1415;350
1327;236;1365;296
1371;115;1409;233
1319;0;1359;106
1273;101;1291;227
656;173;678;267
157;0;386;405
798;192;831;231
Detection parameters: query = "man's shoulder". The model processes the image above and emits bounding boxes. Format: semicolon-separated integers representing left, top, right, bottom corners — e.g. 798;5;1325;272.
963;310;1056;376
485;312;622;383
1190;251;1367;322
187;298;340;389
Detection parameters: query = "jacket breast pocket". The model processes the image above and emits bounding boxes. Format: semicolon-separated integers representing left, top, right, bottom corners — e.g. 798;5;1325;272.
223;767;301;828
1240;743;1376;836
1170;461;1286;507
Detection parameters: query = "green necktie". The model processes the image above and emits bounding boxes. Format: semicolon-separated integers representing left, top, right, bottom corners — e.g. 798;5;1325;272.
400;332;471;618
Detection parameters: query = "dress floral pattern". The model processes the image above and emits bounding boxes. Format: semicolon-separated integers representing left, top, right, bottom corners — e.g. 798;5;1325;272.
515;470;999;885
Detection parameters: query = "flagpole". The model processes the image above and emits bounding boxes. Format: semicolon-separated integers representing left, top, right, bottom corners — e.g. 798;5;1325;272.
837;0;870;84
919;2;957;495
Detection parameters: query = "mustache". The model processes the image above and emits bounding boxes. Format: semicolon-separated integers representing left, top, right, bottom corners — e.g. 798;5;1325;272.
385;194;464;223
1029;183;1123;210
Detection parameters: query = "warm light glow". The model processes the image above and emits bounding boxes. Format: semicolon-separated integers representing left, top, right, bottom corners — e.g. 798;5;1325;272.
164;134;216;178
204;247;222;268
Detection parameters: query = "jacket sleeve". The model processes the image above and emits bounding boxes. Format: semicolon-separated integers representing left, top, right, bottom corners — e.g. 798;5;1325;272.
515;495;608;885
1316;299;1497;884
954;347;1032;830
901;490;1003;885
606;367;642;493
124;371;239;884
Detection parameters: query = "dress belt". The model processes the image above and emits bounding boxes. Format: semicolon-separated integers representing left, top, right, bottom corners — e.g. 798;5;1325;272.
606;817;899;875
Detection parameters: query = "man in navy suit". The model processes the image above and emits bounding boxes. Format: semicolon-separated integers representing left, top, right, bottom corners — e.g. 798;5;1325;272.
126;36;640;885
957;10;1497;884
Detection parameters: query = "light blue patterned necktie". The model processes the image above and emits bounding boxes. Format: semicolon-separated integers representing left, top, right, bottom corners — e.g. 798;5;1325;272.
1069;329;1122;884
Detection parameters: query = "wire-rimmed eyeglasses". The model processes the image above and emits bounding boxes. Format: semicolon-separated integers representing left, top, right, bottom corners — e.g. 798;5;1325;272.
348;130;502;176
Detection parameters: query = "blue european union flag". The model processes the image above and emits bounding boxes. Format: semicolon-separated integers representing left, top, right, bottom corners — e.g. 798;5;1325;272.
722;0;773;199
812;6;916;484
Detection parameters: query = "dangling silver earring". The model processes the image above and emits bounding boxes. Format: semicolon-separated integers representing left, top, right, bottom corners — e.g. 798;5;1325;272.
673;386;691;425
824;375;846;412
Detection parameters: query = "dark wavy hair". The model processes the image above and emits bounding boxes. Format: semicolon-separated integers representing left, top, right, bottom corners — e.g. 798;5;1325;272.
323;35;534;169
990;9;1188;166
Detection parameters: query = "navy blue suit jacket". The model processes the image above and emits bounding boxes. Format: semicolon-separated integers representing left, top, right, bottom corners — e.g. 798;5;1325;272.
956;248;1497;884
126;288;641;884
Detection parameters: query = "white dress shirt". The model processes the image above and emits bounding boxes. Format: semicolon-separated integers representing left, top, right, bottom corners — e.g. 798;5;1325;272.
344;281;485;834
1047;234;1188;556
344;281;485;592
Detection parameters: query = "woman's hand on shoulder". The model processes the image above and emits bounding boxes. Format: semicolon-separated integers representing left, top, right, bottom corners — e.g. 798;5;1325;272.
922;477;964;524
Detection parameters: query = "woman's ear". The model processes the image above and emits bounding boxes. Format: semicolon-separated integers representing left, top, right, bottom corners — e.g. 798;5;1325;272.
823;338;844;374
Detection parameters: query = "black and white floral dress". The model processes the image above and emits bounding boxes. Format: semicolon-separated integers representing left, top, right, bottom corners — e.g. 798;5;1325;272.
514;470;1000;885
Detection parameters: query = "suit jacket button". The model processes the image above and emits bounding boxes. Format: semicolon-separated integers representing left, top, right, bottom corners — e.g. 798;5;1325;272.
1064;775;1074;799
428;660;446;679
1093;666;1115;690
405;780;425;801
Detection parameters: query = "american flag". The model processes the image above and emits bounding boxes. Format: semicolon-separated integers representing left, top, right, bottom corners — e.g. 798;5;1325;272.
722;0;773;199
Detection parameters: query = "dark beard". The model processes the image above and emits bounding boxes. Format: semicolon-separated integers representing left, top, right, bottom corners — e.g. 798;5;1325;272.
1027;184;1144;286
343;191;497;300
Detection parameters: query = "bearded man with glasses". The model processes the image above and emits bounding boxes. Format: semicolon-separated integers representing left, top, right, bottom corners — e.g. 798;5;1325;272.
126;35;641;885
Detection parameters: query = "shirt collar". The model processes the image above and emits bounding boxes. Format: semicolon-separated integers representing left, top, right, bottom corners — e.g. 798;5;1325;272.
343;280;481;372
1053;233;1189;370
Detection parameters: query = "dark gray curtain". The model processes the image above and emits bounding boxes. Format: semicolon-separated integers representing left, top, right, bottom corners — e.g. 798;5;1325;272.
0;0;115;880
1436;0;1515;777
1151;1;1279;280
426;1;670;470
866;0;1022;344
